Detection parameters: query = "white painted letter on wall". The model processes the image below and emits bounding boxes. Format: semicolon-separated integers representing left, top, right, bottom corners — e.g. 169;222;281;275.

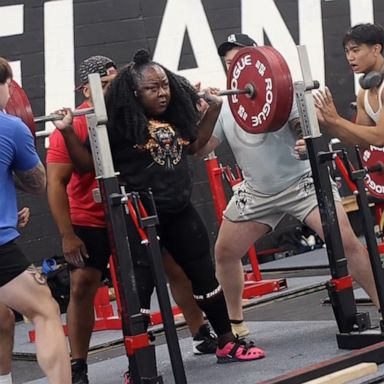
0;4;24;85
44;0;75;142
154;0;226;89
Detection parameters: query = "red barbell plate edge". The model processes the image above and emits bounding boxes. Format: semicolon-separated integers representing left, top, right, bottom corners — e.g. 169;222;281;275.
362;146;384;199
5;80;36;137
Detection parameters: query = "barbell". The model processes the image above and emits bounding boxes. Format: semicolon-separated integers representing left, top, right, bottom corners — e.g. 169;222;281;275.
7;81;257;131
5;46;294;136
33;108;95;124
5;80;95;136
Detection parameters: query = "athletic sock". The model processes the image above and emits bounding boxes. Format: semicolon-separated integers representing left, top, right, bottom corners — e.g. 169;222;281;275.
230;319;244;324
0;373;12;384
230;320;250;338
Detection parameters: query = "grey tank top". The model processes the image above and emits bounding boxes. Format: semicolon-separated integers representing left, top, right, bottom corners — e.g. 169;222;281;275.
364;82;384;124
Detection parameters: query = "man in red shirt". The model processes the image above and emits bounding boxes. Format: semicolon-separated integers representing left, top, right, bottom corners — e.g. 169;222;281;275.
46;56;117;384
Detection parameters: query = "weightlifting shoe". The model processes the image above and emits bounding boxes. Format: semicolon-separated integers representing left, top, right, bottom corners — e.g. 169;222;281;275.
71;359;89;384
216;338;265;363
192;324;218;355
230;320;250;338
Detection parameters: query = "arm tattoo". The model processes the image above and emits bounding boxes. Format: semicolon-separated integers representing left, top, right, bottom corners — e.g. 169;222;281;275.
289;117;303;138
13;163;47;194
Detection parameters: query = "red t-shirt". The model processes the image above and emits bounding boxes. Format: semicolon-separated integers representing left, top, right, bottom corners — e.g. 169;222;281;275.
46;101;105;227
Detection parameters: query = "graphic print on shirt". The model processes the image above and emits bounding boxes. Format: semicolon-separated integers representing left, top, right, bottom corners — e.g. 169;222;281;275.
135;120;190;169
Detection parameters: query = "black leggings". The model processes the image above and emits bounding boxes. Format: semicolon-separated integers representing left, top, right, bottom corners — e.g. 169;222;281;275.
127;202;231;337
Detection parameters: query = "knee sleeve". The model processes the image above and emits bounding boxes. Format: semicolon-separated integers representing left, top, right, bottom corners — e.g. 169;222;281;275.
182;254;218;297
194;288;231;337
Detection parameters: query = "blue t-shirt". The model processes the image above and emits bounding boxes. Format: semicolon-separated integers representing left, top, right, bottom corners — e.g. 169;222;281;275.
0;112;40;245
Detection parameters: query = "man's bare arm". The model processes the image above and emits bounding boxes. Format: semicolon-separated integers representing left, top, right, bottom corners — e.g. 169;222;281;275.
188;90;222;155
59;127;94;174
195;135;221;157
47;163;88;267
52;108;94;174
289;117;303;138
315;87;384;148
13;162;46;194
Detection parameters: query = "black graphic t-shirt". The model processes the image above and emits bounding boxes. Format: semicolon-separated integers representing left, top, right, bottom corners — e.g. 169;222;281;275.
109;120;194;214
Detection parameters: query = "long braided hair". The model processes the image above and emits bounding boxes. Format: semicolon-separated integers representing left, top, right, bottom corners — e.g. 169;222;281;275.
105;49;201;145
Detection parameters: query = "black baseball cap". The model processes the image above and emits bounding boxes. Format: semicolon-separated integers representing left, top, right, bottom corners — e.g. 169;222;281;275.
76;55;117;90
218;33;258;56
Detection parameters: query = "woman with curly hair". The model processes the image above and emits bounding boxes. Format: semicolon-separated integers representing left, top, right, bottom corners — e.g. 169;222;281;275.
54;49;265;366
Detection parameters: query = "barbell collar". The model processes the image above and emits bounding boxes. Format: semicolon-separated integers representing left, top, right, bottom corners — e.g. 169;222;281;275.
218;84;256;98
33;107;95;124
304;80;320;92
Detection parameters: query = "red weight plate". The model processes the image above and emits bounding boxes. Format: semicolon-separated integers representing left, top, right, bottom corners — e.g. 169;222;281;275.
362;146;384;199
265;46;293;130
5;80;36;136
227;46;293;134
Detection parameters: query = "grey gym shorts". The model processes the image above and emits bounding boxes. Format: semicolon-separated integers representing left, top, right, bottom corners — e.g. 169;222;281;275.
223;172;341;230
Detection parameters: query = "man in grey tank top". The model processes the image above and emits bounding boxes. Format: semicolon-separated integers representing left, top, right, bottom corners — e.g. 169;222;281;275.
315;23;384;147
198;33;380;338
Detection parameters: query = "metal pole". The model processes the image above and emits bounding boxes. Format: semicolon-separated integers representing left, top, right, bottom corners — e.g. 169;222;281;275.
86;73;163;383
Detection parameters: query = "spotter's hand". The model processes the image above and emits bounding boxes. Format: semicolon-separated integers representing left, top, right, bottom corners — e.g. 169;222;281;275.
313;87;340;128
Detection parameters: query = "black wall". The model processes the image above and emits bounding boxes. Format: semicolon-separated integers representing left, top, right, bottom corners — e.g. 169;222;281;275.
1;0;384;263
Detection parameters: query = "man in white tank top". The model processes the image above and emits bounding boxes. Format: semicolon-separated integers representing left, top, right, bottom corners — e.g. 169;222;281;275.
315;23;384;146
198;33;380;338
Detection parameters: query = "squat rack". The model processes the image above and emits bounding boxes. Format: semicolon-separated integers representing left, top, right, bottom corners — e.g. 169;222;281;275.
295;45;384;350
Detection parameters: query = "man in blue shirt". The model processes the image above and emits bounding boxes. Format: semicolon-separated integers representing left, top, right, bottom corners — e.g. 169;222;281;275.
0;57;71;384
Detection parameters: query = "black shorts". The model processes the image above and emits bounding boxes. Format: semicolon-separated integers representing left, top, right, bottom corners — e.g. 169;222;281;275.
72;225;111;275
0;241;31;287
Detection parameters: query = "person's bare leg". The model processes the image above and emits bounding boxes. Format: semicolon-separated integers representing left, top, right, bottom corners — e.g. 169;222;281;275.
305;202;379;308
67;267;101;359
163;252;204;336
0;304;14;381
215;219;269;321
0;269;71;384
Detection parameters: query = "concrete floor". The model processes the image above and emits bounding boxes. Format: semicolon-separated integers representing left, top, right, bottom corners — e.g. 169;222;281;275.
10;250;384;384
